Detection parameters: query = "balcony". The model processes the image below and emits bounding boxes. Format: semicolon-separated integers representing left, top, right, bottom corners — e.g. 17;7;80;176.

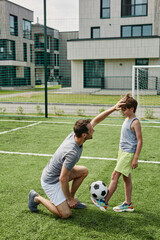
67;37;160;60
0;60;28;67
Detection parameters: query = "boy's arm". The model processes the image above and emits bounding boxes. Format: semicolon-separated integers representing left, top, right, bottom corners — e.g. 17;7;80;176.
132;120;143;169
91;99;125;128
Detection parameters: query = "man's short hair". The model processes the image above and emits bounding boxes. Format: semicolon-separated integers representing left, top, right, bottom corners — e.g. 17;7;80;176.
73;119;91;138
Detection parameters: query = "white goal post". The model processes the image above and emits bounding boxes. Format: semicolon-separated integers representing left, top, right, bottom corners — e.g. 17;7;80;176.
132;65;160;104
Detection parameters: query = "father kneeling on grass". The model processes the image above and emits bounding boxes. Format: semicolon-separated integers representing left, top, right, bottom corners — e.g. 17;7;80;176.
28;98;126;219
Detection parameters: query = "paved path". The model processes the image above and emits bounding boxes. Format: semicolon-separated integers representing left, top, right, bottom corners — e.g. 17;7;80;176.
0;101;160;118
0;88;159;118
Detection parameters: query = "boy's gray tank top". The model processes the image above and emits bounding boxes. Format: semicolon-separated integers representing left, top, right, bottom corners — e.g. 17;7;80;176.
119;117;138;153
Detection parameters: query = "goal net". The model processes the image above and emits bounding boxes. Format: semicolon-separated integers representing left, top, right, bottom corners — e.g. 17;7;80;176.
132;65;160;119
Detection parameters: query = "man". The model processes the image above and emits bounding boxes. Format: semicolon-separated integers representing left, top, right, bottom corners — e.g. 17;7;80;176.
28;98;124;219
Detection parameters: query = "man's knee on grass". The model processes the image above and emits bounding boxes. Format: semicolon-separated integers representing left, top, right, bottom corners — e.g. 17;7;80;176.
60;208;72;219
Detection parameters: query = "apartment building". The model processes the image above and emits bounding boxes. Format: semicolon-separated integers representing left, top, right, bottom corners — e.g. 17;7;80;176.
67;0;160;93
32;23;60;85
0;0;35;88
59;31;78;87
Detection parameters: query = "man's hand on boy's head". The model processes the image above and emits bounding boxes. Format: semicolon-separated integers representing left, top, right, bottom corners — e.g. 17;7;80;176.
114;99;126;111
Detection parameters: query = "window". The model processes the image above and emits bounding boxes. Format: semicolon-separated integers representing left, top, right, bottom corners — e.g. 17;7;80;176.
24;67;31;85
143;25;152;36
133;26;141;37
121;24;152;37
91;27;100;38
84;60;104;88
23;19;31;39
54;69;59;77
10;15;18;36
34;35;39;48
54;54;59;66
0;40;16;60
54;38;59;51
135;59;149;89
121;0;148;17
136;59;149;65
0;66;16;86
47;53;51;65
101;0;110;18
23;43;27;62
30;44;33;62
47;36;50;50
35;52;50;66
35;52;44;65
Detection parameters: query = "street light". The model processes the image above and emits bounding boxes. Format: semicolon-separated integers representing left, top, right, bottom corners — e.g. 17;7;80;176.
44;0;48;118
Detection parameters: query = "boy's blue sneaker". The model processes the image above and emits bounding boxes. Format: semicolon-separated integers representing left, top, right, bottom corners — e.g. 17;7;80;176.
91;196;108;212
28;190;39;212
113;202;134;212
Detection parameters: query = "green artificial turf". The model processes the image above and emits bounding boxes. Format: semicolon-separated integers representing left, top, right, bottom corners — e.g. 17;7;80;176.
0;118;160;240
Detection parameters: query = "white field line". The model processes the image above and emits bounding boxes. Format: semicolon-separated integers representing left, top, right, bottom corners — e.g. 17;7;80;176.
80;156;160;164
0;150;52;157
0;119;160;128
0;121;41;135
0;120;37;123
0;150;159;164
1;119;160;125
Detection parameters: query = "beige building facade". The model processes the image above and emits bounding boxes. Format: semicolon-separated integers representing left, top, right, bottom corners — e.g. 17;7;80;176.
67;0;160;93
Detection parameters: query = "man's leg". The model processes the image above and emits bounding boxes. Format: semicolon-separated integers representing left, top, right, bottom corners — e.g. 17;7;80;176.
69;165;88;198
34;195;72;219
123;173;132;205
105;171;121;204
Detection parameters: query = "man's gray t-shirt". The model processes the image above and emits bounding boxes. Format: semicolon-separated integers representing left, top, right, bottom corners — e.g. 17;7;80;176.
41;132;83;184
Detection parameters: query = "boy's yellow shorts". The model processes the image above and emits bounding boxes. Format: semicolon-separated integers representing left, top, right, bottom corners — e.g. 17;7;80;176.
114;148;135;177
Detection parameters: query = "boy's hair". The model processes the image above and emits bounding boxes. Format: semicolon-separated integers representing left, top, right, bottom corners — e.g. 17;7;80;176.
124;93;138;113
73;119;91;138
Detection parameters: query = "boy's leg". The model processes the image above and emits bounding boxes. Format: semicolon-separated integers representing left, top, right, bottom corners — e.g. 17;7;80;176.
123;173;132;205
69;165;88;198
105;171;121;204
91;170;121;211
34;195;72;219
112;174;134;212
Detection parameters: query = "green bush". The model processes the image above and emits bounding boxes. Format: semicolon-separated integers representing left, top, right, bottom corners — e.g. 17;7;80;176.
16;106;24;115
144;108;154;119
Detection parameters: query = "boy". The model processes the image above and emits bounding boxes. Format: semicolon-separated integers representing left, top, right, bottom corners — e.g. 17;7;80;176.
91;93;143;212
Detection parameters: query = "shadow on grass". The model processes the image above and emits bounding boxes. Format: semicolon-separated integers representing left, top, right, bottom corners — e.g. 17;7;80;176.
25;205;159;240
70;207;159;239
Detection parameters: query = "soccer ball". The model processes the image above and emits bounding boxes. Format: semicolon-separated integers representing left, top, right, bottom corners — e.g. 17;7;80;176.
89;181;108;200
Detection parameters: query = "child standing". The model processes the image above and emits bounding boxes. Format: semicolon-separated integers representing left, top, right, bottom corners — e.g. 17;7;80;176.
91;93;143;212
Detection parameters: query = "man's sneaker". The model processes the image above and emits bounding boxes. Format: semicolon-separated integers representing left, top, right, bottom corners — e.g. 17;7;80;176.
91;196;108;212
74;200;86;209
113;202;134;212
28;190;39;212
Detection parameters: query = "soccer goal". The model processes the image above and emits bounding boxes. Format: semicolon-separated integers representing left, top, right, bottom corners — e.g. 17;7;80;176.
132;65;160;119
132;65;160;103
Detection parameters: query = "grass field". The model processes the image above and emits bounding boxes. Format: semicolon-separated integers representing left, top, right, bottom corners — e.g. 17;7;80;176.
0;89;160;106
0;117;160;240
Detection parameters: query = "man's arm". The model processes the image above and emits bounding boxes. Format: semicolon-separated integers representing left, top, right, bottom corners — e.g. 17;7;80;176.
91;99;125;128
59;165;77;208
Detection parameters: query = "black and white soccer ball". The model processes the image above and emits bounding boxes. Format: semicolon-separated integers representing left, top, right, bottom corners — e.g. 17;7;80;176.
89;181;108;200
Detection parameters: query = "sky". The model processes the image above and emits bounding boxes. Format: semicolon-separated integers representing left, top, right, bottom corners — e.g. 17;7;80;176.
10;0;79;32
